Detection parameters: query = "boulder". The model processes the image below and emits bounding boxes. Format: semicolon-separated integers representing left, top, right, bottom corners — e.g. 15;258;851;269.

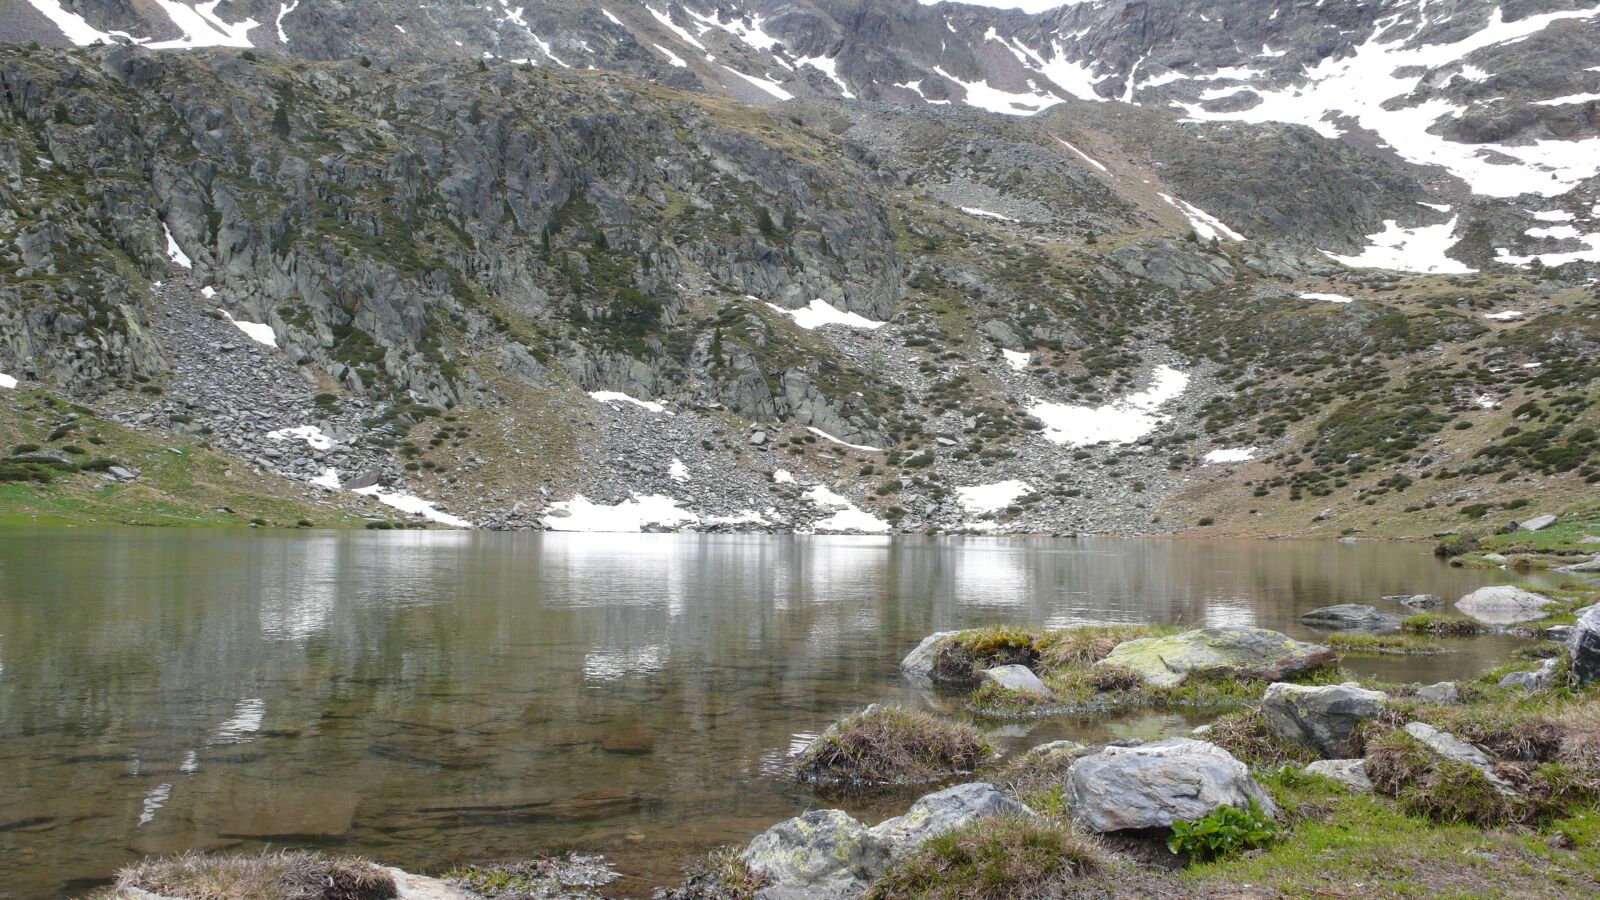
741;809;882;898
1413;682;1459;705
1517;514;1558;532
1095;626;1335;688
1065;738;1277;832
1401;722;1514;795
1568;605;1600;686
899;631;958;677
982;664;1051;697
1261;682;1387;758
1455;585;1553;625
1555;555;1600;574
867;783;1033;863
1498;658;1561;692
1298;604;1404;632
1304;759;1372;793
1397;594;1444;610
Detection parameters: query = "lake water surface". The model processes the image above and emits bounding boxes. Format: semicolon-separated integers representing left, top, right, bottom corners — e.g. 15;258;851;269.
0;529;1542;896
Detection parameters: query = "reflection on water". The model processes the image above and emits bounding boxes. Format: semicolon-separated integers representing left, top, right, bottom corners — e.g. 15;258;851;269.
0;529;1543;896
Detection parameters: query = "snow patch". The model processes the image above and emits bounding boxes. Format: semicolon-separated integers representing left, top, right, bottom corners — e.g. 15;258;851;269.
1204;447;1259;463
721;65;793;101
765;298;886;331
806;427;883;453
163;224;191;269
266;425;334;450
772;469;796;484
353;485;472;528
669;458;690;482
1030;365;1190;447
797;54;853;98
1323;217;1476;274
542;493;697;532
309;468;342;489
803;485;889;533
932;66;1057;115
1483;310;1524;320
23;0;120;45
589;391;670;414
1299;291;1353;303
1002;349;1031;370
219;310;277;347
1055;137;1109;173
145;0;259;49
961;206;1018;222
956;479;1031;514
275;0;300;43
1159;193;1246;241
653;43;687;67
0;373;16;390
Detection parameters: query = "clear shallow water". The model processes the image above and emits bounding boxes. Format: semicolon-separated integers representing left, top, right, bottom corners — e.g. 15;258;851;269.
0;529;1540;897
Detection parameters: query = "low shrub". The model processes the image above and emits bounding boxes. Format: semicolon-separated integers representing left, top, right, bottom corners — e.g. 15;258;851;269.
1167;801;1278;861
865;817;1104;900
794;706;992;789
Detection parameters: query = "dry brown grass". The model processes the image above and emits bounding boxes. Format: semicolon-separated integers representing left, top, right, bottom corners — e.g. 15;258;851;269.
794;706;992;789
864;817;1105;900
113;850;395;900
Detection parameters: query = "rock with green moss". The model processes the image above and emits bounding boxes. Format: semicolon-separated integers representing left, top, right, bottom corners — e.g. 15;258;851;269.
866;782;1033;864
741;809;884;898
1261;682;1387;758
1094;626;1336;688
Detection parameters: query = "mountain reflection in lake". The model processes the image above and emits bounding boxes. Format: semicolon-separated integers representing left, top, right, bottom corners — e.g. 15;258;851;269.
0;529;1541;896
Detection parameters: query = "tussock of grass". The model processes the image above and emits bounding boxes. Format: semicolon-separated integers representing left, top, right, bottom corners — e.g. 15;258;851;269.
966;681;1054;716
1207;708;1319;768
442;854;618;898
932;624;1175;682
794;706;992;789
1326;632;1444;655
656;846;768;900
864;817;1104;900
114;850;395;900
1035;625;1179;672
1402;613;1488;636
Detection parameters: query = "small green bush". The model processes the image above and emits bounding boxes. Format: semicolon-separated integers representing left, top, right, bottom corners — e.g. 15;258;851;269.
1167;801;1277;860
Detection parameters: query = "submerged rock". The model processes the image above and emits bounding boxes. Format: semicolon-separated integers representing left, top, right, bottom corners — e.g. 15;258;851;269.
1568;605;1600;686
1095;625;1335;688
982;664;1052;697
1304;759;1373;793
1455;586;1553;625
899;631;959;677
1396;594;1444;609
1065;738;1276;832
1262;682;1387;759
1298;604;1404;632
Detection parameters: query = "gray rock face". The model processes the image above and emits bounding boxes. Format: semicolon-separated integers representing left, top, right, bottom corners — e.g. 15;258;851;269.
1517;514;1558;532
982;664;1051;697
1096;626;1336;688
1261;682;1387;759
1401;722;1514;794
1498;658;1561;692
1414;682;1460;705
1455;586;1554;625
1298;604;1404;632
1395;594;1444;610
1066;738;1277;833
900;631;959;677
1556;555;1600;574
741;809;882;898
867;782;1033;864
1569;605;1600;686
1304;759;1372;793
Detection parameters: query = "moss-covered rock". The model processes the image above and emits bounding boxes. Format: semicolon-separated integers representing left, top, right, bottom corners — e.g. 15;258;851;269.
1094;626;1336;688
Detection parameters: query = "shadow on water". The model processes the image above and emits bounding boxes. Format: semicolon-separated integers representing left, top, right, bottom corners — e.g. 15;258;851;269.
0;528;1553;895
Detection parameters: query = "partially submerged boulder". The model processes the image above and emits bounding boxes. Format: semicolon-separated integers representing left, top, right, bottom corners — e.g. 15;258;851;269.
899;631;959;677
1261;682;1387;758
981;664;1052;697
1304;759;1373;793
1094;626;1335;688
1299;604;1404;632
1065;738;1277;832
1455;586;1553;625
1570;605;1600;686
1387;593;1443;609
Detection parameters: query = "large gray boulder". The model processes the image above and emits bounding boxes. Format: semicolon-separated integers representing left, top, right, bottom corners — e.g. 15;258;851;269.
1414;682;1460;705
1455;586;1553;625
982;664;1052;697
1066;738;1276;832
1555;555;1600;574
1498;657;1561;691
1261;682;1387;758
1304;759;1372;793
1298;604;1404;632
1095;626;1335;688
867;783;1033;863
1517;514;1558;532
741;809;883;899
1569;605;1600;686
900;631;959;677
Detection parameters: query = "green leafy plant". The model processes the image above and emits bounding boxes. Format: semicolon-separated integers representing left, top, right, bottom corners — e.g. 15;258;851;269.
1166;801;1277;860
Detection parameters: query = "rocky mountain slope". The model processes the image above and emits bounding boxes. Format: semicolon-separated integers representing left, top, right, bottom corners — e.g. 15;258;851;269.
0;0;1597;535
